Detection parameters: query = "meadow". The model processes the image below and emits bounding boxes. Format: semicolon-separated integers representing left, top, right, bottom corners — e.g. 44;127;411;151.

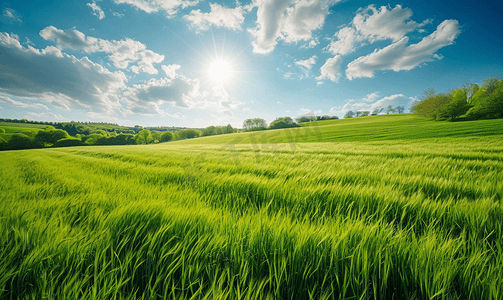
0;115;502;299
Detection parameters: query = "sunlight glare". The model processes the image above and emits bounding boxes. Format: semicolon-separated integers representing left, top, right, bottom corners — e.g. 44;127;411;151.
209;59;233;84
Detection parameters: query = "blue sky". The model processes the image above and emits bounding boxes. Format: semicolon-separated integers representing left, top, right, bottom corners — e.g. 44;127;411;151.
1;0;502;128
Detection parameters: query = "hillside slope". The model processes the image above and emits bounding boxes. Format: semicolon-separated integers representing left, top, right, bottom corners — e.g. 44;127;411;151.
175;114;503;145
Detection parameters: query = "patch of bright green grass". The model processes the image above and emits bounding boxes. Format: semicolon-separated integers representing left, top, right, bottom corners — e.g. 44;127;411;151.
0;115;502;299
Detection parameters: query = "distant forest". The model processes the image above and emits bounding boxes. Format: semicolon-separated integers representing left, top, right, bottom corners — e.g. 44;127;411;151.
0;120;236;151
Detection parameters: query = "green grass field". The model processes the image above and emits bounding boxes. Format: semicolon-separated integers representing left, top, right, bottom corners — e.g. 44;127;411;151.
1;115;502;299
0;122;48;133
0;122;49;141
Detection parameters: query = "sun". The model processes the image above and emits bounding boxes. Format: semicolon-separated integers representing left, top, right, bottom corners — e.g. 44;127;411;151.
208;59;233;84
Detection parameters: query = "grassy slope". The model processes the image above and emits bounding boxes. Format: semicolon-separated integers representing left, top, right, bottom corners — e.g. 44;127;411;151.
176;114;503;145
1;114;502;299
0;122;48;133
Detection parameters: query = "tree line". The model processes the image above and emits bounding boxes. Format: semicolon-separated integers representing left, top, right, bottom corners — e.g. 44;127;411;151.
411;77;502;121
242;115;340;132
0;124;237;151
344;106;406;119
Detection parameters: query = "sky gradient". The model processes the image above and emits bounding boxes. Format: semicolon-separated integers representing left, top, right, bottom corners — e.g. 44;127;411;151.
1;0;502;128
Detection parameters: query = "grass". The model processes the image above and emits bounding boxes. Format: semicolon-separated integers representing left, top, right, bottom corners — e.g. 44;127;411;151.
0;122;49;140
0;122;48;133
0;114;502;299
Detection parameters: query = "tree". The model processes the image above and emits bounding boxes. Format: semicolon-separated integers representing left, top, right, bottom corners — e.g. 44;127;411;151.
160;131;174;142
269;117;299;129
386;105;394;114
411;91;452;119
176;128;202;139
135;129;153;144
395;106;405;114
7;133;40;150
344;111;354;118
466;78;503;119
54;138;83;147
35;127;70;145
361;111;370;117
150;131;161;142
203;126;217;136
224;124;235;134
243;118;267;131
442;89;471;121
295;116;317;123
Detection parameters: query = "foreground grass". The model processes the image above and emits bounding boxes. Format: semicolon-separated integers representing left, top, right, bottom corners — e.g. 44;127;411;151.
0;115;502;299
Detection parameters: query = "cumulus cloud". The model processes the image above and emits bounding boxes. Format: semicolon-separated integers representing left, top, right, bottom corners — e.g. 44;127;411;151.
330;93;415;115
185;3;245;31
39;26;98;52
327;5;431;56
0;32;126;113
40;26;164;74
113;0;199;17
326;27;363;55
353;5;423;43
295;55;317;69
315;55;343;82
294;55;317;78
249;0;339;54
369;94;414;112
87;1;106;20
346;19;461;79
122;75;200;114
362;92;379;102
162;64;181;78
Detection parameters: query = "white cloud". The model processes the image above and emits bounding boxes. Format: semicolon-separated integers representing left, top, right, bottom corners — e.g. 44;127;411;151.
195;85;244;113
346;20;461;80
162;64;181;79
369;94;414;112
27;112;70;122
40;26;164;74
87;2;106;20
2;8;21;23
329;93;415;115
167;112;185;119
0;32;126;113
0;94;49;110
315;55;343;82
301;37;319;48
112;11;125;18
113;0;199;17
249;0;339;54
362;92;379;102
294;55;317;70
353;5;422;43
326;27;363;55
283;72;294;79
122;75;200;114
185;3;245;31
327;5;432;56
39;26;98;52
